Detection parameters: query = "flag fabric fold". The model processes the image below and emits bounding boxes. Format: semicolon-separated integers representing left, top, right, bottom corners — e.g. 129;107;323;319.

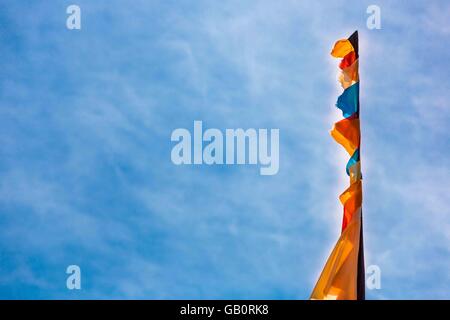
330;116;360;156
336;82;359;118
311;30;365;300
339;59;359;89
330;39;355;58
310;210;361;300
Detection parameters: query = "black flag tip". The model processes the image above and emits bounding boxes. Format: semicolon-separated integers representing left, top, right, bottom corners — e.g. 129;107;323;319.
348;30;359;58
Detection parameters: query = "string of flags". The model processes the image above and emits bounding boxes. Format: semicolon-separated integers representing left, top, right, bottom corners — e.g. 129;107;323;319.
310;31;365;300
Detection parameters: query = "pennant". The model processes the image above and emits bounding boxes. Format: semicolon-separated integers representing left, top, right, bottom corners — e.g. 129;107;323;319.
339;60;359;89
339;51;357;70
310;210;362;300
348;161;362;184
331;39;354;58
336;82;359;118
346;149;360;175
340;180;363;230
330;116;360;156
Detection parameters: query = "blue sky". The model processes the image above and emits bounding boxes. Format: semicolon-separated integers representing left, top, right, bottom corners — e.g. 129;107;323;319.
0;0;449;299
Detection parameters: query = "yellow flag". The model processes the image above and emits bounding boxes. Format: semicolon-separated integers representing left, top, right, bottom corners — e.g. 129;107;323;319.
330;39;354;58
310;210;361;300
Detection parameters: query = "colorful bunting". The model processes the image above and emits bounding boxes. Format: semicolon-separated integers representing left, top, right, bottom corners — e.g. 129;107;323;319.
311;31;365;300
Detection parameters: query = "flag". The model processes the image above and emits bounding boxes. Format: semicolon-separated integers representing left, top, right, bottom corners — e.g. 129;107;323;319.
310;30;365;300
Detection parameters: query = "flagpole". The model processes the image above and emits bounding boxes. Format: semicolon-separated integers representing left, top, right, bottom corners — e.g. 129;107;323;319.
355;30;365;300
